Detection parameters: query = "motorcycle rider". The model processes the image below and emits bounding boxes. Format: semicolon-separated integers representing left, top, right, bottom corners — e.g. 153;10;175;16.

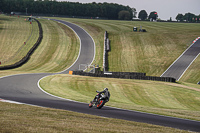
95;88;110;102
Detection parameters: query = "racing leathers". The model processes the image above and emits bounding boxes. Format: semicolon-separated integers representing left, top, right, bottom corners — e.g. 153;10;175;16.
95;89;110;102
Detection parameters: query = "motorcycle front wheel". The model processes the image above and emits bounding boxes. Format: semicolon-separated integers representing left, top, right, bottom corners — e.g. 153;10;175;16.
89;101;93;108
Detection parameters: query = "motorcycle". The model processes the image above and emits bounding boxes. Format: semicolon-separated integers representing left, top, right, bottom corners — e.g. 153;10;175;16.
89;91;107;109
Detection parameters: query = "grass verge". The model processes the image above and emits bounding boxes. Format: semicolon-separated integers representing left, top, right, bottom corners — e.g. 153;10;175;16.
14;19;80;73
0;17;79;76
1;16;200;132
180;55;200;84
0;15;38;66
50;18;200;83
40;74;200;121
0;102;191;133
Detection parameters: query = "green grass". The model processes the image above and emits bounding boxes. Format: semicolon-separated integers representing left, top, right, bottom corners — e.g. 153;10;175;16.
0;15;38;66
52;18;200;83
1;16;200;132
0;16;79;76
1;16;199;82
0;102;189;133
180;55;200;84
14;19;80;73
40;74;200;121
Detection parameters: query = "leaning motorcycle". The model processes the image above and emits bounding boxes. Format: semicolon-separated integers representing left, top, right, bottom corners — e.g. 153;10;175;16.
89;92;107;109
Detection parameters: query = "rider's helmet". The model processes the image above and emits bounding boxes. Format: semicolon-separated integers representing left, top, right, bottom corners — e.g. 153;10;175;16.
104;88;108;91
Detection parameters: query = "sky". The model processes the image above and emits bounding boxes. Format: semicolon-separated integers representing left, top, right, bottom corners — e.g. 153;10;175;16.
59;0;200;20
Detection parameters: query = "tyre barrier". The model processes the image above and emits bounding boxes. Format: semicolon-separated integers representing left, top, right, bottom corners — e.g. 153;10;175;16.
103;31;110;72
110;72;146;76
72;71;176;83
0;18;43;70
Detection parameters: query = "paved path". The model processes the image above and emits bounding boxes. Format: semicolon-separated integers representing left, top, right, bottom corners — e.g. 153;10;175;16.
161;38;200;80
51;19;95;74
0;19;200;132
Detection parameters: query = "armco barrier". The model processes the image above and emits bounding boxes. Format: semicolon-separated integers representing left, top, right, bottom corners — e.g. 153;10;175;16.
72;71;176;83
0;18;43;70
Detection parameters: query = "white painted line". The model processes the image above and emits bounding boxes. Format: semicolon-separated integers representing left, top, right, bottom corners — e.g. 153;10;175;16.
0;99;23;104
37;19;96;105
177;53;200;81
161;37;200;78
37;75;88;105
0;19;96;107
54;20;82;74
51;19;96;73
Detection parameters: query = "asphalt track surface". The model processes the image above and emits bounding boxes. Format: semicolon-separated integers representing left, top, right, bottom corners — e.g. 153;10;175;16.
161;39;200;80
0;19;200;132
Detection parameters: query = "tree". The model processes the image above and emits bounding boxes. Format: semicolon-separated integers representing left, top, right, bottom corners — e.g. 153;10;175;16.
198;15;200;22
132;7;137;18
176;14;183;22
0;0;4;12
183;12;195;22
118;10;131;20
138;10;148;20
149;11;158;21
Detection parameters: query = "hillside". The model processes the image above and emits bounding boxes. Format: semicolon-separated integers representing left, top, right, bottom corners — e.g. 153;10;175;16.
38;17;200;121
40;74;200;121
1;15;199;83
0;15;79;76
56;18;200;83
0;15;39;66
0;15;200;132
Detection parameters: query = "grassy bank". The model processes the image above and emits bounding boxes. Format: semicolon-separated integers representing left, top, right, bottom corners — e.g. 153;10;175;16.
52;18;200;83
14;19;80;73
1;16;200;132
180;55;200;84
0;102;190;133
40;74;200;121
0;15;39;66
0;16;79;77
1;16;199;83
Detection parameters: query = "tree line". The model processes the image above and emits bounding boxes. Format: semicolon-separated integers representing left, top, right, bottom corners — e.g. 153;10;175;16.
0;0;133;20
1;0;198;22
138;10;158;21
138;10;200;22
176;13;200;22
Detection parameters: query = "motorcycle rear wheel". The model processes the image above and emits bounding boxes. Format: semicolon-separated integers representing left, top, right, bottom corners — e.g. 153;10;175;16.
96;99;105;109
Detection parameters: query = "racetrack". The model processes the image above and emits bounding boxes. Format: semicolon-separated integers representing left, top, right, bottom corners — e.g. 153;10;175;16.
0;19;200;132
161;38;200;80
